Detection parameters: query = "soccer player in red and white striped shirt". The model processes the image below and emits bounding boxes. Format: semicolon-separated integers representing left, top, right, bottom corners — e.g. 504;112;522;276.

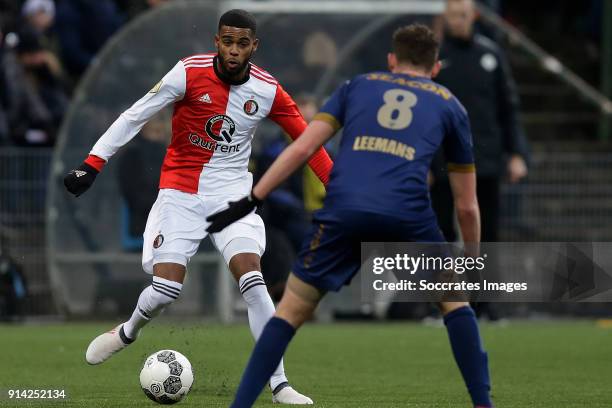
64;9;332;404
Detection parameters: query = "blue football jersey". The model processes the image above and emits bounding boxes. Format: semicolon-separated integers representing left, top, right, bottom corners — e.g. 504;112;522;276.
315;72;474;222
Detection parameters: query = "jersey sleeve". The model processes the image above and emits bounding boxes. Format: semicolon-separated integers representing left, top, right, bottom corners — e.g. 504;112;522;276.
86;60;186;170
268;84;334;185
312;80;350;131
444;98;476;173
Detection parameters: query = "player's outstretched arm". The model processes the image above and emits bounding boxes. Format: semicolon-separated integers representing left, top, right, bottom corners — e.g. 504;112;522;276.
206;120;335;233
253;120;335;199
268;85;334;185
448;171;481;254
64;61;186;197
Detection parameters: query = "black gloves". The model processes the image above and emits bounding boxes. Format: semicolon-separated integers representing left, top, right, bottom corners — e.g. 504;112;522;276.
63;163;99;197
206;193;262;233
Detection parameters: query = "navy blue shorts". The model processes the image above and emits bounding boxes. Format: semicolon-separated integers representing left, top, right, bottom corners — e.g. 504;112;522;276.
292;209;445;292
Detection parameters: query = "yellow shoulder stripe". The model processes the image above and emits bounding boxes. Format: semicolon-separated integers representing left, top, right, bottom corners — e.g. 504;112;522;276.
447;163;476;173
313;112;342;131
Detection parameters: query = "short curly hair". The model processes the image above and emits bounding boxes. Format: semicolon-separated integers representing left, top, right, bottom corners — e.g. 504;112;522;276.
218;9;257;35
392;24;439;71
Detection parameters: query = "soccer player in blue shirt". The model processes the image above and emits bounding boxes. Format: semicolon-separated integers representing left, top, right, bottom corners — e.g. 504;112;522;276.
207;24;492;408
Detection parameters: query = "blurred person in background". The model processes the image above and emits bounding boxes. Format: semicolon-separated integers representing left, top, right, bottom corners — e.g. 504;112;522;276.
256;94;322;250
20;0;61;58
16;28;67;137
0;239;28;322
0;25;55;146
283;30;338;93
431;0;529;320
0;24;10;145
299;95;328;214
21;0;55;35
55;0;124;78
255;94;320;299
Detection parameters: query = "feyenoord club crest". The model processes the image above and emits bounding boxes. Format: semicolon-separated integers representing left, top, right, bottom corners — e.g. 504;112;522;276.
243;99;259;116
153;234;164;249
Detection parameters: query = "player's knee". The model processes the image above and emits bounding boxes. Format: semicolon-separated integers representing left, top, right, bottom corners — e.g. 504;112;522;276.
226;238;261;271
229;253;261;272
153;261;187;283
229;252;261;281
275;302;313;329
276;285;319;328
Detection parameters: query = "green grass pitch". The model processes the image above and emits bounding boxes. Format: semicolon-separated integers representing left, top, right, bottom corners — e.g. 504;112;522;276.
0;320;610;407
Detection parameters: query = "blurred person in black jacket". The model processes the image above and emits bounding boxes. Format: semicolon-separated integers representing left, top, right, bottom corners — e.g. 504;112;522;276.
16;28;68;135
0;26;57;146
55;0;124;78
431;0;529;319
0;241;27;321
253;95;317;300
0;24;10;144
20;0;61;58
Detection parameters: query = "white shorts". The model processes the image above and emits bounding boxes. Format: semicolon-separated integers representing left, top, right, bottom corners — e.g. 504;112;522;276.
142;189;266;274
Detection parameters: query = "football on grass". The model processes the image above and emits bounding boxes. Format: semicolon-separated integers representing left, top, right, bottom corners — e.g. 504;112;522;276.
140;350;194;404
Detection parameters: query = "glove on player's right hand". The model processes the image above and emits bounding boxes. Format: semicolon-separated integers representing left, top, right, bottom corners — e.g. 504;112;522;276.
64;163;99;197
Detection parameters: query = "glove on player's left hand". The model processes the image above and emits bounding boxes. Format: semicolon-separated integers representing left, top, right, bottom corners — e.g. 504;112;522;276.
206;193;262;233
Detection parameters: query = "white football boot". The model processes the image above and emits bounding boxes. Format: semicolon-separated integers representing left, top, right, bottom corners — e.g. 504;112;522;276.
85;324;135;365
272;383;313;404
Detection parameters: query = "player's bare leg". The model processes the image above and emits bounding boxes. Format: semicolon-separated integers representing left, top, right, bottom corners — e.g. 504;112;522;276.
276;274;324;328
229;253;313;404
230;273;324;407
85;263;185;365
439;301;493;408
439;301;469;315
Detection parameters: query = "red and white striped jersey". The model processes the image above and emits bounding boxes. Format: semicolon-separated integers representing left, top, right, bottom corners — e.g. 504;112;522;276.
87;53;332;196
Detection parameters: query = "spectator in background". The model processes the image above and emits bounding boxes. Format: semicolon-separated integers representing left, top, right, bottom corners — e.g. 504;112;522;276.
16;28;67;133
55;0;124;78
283;30;338;92
21;0;55;35
431;0;529;319
254;94;321;299
20;0;60;57
298;95;327;214
0;25;9;145
256;94;327;250
255;115;308;252
0;26;55;146
0;240;27;322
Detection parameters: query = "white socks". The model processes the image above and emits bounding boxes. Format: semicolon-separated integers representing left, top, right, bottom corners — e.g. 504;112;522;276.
239;271;288;390
122;271;287;389
123;276;183;340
